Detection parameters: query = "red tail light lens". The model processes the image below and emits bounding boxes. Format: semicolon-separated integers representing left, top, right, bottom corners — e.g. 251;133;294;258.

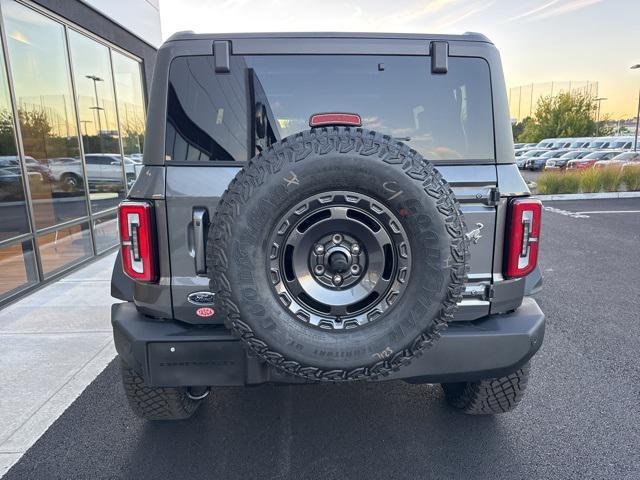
309;113;362;127
118;201;157;282
504;198;542;278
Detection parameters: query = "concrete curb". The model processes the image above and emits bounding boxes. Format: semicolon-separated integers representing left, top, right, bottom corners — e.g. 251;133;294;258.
533;192;640;201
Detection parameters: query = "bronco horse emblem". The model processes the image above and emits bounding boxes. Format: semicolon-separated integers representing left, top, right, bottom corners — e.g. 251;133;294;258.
465;222;484;244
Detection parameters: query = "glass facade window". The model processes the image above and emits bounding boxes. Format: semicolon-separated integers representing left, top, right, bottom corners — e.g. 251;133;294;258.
3;0;87;230
0;22;29;243
38;222;92;277
112;51;145;179
0;0;148;304
68;29;125;212
0;240;37;300
92;212;118;254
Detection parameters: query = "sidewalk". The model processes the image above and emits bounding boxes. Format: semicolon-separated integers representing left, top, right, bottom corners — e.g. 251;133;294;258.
0;253;118;476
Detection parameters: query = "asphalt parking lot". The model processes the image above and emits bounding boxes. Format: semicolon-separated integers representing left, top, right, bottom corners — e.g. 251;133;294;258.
520;168;542;185
4;198;640;480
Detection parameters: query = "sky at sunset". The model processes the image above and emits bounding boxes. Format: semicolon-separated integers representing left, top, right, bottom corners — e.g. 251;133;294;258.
159;0;640;120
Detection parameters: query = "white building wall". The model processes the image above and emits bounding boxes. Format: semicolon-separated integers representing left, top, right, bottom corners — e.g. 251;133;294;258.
80;0;162;47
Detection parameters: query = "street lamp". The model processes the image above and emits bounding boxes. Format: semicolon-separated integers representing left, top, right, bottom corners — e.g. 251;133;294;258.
85;74;104;136
631;64;640;152
594;97;607;136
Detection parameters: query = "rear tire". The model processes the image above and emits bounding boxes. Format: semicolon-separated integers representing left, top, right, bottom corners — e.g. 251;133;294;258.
61;173;81;192
441;363;530;415
120;361;204;421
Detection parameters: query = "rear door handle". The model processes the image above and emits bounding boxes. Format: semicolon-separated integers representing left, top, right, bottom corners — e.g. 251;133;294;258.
193;207;209;274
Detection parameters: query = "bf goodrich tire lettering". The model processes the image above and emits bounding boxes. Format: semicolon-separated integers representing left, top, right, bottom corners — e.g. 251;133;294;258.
207;127;469;382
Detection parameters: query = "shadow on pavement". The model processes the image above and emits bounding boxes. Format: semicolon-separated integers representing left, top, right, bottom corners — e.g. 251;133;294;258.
6;359;528;479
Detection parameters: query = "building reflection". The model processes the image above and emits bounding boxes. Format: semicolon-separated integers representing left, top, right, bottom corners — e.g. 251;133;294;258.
0;0;148;302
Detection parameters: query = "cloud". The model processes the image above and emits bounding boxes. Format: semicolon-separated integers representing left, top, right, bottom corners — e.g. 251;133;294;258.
506;0;562;22
507;0;603;22
432;1;495;30
373;0;460;26
532;0;604;20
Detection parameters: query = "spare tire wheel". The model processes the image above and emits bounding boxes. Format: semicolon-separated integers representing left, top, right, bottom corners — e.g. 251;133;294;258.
207;127;469;382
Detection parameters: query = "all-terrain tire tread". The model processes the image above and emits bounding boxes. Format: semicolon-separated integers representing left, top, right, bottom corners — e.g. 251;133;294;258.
442;363;531;414
120;361;201;420
207;127;469;382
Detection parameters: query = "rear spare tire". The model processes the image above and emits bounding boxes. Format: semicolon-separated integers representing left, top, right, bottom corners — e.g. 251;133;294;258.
208;127;469;381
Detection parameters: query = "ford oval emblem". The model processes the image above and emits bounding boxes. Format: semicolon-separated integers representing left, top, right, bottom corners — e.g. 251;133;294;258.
188;291;216;306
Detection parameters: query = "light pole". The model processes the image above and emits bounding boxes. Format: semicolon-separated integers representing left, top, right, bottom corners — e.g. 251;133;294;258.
594;97;607;136
85;74;104;136
631;64;640;152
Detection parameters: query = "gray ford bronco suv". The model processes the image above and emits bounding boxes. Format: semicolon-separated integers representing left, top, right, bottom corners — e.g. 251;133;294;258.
111;32;544;420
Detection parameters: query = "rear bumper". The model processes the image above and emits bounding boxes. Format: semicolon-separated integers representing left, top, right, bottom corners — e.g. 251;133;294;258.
112;298;545;386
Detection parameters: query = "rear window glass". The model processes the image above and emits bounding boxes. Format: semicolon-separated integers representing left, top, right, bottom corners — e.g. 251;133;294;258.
165;55;494;162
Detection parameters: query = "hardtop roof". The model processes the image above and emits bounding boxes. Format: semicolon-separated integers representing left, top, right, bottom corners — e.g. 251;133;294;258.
165;31;492;44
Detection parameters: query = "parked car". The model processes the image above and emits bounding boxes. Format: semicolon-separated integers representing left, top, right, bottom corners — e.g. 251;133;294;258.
49;154;135;191
566;150;623;169
535;138;559;149
516;148;550;168
0;167;23;198
567;138;591;149
621;159;640;171
535;138;572;150
513;142;537;150
608;137;635;150
585;137;613;150
0;155;53;184
526;149;571;170
111;31;545;421
545;149;591;170
593;151;640;169
515;156;529;168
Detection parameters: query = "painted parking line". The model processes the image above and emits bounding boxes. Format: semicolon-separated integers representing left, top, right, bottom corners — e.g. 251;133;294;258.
575;210;640;214
543;207;640;218
542;206;589;218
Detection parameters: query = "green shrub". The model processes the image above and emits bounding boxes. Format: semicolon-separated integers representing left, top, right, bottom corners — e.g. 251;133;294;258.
536;172;563;194
598;167;622;192
560;171;581;193
621;164;640;191
580;168;600;193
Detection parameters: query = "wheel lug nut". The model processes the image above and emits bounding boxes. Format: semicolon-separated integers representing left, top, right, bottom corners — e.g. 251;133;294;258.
332;234;343;244
314;265;325;275
351;243;360;254
314;244;325;255
350;264;360;275
332;274;343;286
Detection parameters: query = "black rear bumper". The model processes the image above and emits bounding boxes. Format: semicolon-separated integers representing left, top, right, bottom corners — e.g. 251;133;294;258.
112;298;545;386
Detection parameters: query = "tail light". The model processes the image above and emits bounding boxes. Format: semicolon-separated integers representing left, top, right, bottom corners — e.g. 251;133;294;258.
118;201;157;282
504;198;542;278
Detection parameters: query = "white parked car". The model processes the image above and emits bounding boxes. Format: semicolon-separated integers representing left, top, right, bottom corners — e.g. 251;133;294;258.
49;154;135;191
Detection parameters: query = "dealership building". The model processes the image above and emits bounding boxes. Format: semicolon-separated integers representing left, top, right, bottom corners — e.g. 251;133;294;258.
0;0;160;305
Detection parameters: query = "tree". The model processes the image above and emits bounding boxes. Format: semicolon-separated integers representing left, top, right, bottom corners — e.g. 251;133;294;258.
0;109;17;155
514;92;601;143
512;117;534;142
